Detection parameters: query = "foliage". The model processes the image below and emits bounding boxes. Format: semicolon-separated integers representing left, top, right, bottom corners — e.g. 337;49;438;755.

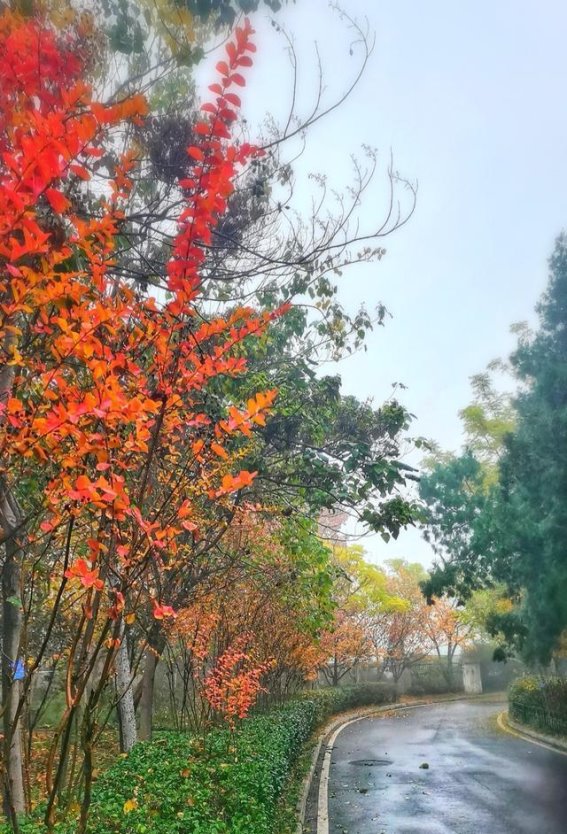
419;452;489;597
508;676;567;736
99;0;290;56
202;640;275;728
1;683;394;834
419;370;514;599
422;597;474;675
159;513;335;732
0;2;419;829
407;661;462;696
367;560;432;682
420;235;567;664
296;681;395;726
0;9;284;824
458;370;515;472
490;235;567;662
317;544;396;686
228;323;419;537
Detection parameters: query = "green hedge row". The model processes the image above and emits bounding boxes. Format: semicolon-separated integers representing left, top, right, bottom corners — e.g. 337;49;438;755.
297;681;396;725
8;682;395;834
508;675;567;736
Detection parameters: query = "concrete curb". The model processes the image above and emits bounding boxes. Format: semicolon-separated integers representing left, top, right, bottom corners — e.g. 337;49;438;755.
295;704;390;834
498;711;567;754
295;693;500;834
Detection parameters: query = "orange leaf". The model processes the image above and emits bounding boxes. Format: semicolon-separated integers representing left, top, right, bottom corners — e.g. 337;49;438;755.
45;188;70;213
211;442;229;460
70;164;90;181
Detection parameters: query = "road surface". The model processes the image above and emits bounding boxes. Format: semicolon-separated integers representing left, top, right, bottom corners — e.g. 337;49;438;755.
326;699;567;834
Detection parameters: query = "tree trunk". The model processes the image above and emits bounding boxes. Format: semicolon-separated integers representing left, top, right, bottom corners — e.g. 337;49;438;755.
0;339;25;821
139;648;159;741
115;622;137;753
332;654;339;686
446;645;455;687
138;625;168;741
1;505;26;821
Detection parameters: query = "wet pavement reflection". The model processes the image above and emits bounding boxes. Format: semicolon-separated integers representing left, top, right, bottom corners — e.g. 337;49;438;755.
328;700;567;834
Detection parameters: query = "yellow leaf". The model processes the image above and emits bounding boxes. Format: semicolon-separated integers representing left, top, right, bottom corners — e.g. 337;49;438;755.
123;798;138;814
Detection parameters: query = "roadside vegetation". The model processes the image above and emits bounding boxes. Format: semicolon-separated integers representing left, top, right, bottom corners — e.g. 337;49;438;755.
509;677;567;739
1;684;395;834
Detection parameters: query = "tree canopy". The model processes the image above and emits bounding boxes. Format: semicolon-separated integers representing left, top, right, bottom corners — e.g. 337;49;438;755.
420;234;567;664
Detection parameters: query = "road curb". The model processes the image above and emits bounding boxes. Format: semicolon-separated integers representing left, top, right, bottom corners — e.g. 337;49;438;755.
296;693;500;833
497;710;567;754
295;705;387;834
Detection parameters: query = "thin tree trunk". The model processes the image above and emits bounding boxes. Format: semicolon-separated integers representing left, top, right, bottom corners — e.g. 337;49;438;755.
139;651;158;741
1;486;26;823
115;621;137;753
446;644;455;687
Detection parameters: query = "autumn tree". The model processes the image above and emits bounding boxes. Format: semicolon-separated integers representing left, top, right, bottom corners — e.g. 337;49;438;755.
318;544;394;686
143;512;334;734
423;597;474;684
0;10;284;829
69;0;421;742
0;4;421;831
368;560;432;684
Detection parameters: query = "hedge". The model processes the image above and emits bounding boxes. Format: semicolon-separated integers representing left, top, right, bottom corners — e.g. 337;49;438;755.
4;682;395;834
508;675;567;737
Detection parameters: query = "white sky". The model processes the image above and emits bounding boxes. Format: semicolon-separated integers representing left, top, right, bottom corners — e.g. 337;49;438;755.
227;0;567;567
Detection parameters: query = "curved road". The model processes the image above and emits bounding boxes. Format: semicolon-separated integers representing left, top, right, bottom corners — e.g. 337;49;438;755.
325;699;567;834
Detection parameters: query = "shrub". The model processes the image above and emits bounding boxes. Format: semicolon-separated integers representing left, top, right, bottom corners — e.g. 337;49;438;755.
3;683;395;834
408;663;462;696
299;681;395;725
509;675;567;736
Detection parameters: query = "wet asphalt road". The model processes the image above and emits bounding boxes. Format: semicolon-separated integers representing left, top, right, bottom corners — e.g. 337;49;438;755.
328;700;567;834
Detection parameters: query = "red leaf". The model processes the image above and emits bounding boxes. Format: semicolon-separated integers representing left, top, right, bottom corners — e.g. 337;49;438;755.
45;188;70;213
224;92;241;107
70;164;90;181
187;146;205;161
84;146;104;158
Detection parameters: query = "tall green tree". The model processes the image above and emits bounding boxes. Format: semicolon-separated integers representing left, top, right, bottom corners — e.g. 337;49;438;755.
419;372;513;600
492;235;567;661
421;234;567;664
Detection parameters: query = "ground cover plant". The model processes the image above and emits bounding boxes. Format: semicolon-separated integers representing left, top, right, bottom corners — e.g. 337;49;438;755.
0;684;394;834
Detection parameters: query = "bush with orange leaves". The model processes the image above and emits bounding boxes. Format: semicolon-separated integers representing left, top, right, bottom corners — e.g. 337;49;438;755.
0;9;286;828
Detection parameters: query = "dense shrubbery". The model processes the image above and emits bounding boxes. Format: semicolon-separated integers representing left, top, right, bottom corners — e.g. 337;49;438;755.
407;663;462;696
6;684;394;834
509;676;567;736
298;681;396;725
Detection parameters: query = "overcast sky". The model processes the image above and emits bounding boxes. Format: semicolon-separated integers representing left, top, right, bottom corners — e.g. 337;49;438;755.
232;0;567;567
